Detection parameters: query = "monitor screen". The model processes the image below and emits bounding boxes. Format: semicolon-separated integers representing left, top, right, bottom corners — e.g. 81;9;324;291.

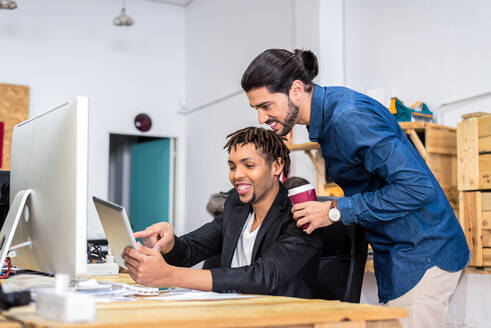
7;97;88;276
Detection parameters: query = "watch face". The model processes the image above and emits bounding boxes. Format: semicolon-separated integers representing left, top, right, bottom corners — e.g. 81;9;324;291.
329;208;341;222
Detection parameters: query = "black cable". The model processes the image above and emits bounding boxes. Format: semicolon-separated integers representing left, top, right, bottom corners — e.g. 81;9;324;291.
87;242;107;263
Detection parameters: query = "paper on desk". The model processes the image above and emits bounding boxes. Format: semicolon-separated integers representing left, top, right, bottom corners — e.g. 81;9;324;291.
93;295;139;303
147;289;258;301
76;279;139;303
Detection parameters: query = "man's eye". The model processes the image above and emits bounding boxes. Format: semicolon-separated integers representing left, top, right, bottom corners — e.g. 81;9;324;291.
246;164;255;169
229;167;236;171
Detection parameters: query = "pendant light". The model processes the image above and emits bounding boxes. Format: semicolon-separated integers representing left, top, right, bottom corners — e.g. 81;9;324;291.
0;0;17;9
113;0;134;26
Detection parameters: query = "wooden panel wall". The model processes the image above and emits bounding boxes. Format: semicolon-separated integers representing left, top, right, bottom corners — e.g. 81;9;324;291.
0;83;30;170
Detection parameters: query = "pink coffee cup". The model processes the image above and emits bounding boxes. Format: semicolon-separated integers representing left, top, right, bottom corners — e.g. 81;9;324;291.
288;184;317;230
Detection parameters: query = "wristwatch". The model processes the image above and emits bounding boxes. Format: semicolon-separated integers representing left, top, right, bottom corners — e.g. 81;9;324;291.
328;199;341;222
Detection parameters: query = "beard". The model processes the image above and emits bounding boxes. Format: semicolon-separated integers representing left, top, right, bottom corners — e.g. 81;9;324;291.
278;97;299;137
246;192;256;205
238;190;256;205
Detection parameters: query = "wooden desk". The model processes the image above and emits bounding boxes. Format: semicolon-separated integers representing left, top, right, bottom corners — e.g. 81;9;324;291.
1;274;406;328
3;297;405;328
0;315;21;328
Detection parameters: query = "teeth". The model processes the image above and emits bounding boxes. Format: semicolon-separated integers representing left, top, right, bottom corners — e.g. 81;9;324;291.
237;185;250;190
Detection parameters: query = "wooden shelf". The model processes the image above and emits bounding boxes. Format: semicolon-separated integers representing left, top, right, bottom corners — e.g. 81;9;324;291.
287;142;341;196
288;142;320;152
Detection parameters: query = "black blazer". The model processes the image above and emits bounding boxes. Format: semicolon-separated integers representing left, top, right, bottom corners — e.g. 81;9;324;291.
164;184;323;298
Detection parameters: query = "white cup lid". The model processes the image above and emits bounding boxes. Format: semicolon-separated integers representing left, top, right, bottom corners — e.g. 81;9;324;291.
287;183;316;197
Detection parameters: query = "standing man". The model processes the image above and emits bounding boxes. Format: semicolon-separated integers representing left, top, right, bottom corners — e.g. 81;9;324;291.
240;49;469;328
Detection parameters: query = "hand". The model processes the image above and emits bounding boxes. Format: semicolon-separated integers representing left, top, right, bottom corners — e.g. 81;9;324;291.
134;222;175;253
291;201;334;234
122;242;172;287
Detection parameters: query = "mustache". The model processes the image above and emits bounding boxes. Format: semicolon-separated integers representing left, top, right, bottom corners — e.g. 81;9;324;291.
233;179;253;185
265;119;280;125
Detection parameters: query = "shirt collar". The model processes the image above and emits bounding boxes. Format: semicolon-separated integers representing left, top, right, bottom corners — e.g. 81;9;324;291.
308;84;325;142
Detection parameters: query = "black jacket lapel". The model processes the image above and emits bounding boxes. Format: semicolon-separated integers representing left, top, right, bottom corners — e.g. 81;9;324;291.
221;192;251;267
251;184;290;261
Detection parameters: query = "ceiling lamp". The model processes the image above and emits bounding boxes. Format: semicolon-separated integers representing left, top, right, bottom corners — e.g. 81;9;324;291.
113;0;134;26
0;0;17;9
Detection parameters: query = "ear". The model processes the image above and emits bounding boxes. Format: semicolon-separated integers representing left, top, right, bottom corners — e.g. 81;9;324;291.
289;80;305;101
272;157;285;177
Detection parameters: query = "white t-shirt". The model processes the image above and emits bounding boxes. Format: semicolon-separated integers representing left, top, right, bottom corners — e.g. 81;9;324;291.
231;212;261;268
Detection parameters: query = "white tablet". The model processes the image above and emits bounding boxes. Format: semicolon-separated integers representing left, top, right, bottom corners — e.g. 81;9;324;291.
92;197;138;269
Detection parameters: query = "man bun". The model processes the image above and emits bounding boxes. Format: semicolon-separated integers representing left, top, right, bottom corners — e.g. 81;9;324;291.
241;48;319;94
294;49;319;81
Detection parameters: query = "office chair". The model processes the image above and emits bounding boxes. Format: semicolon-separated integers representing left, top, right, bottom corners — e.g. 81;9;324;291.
314;196;368;303
0;170;9;230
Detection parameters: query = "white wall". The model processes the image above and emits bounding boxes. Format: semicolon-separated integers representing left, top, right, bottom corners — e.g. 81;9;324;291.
290;0;320;191
184;0;297;231
343;0;491;126
339;2;491;325
0;0;186;238
0;0;326;238
317;0;344;86
7;0;488;242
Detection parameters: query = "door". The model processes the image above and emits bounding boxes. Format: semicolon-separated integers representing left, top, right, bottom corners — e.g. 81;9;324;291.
129;138;172;233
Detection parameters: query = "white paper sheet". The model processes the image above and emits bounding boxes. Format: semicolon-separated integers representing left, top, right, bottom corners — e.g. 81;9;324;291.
147;289;258;301
76;279;140;302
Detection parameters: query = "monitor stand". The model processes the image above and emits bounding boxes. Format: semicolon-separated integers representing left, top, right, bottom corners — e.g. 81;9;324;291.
0;190;119;276
0;189;33;269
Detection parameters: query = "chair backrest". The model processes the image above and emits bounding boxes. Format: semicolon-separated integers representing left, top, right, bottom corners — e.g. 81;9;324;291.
314;196;367;302
0;170;9;230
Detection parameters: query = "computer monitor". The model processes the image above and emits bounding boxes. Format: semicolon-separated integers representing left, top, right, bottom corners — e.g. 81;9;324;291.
0;97;88;277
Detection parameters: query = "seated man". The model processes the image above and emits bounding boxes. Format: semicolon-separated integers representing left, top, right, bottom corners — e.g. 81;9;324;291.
122;127;322;298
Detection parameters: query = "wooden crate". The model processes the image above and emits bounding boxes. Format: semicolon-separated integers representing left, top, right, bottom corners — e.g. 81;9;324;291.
457;113;491;191
399;122;458;210
459;191;491;266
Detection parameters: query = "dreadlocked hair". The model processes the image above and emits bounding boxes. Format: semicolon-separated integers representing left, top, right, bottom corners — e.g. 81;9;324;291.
224;127;291;177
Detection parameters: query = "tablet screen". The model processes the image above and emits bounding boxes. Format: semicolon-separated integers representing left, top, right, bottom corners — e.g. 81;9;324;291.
92;197;138;269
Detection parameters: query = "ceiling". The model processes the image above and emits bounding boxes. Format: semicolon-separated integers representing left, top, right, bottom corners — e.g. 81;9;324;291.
144;0;195;7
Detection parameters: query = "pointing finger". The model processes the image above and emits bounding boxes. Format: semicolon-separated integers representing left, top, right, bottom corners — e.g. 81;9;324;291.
134;228;158;239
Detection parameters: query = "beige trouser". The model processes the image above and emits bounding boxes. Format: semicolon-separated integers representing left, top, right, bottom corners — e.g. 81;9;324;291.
386;266;462;328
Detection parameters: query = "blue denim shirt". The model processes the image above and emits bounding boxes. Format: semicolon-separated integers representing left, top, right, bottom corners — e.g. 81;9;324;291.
309;84;469;302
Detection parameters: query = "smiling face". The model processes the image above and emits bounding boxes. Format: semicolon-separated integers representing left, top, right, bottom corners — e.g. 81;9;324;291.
247;87;299;137
228;143;283;205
